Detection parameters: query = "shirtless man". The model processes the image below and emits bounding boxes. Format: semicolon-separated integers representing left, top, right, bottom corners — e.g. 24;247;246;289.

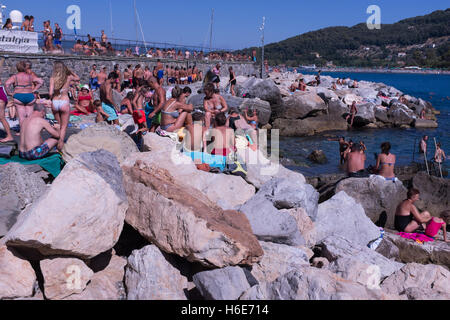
184;112;207;152
203;83;228;129
420;135;428;156
19;104;60;161
132;86;152;133
99;72;120;125
101;30;107;45
147;77;166;132
346;143;366;177
395;188;431;233
133;65;144;88
346;101;358;127
208;112;235;156
156;60;164;86
144;66;152;81
123;65;132;89
89;65;100;90
434;143;446;164
97;67;108;86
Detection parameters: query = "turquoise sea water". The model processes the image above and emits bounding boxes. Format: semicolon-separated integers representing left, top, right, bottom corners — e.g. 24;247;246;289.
280;72;450;177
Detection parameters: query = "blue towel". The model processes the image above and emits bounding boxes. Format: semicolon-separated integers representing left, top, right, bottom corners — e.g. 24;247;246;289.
184;151;227;171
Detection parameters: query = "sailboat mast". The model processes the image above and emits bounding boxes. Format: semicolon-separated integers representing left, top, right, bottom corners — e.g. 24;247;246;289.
109;0;114;38
133;0;139;43
209;8;214;53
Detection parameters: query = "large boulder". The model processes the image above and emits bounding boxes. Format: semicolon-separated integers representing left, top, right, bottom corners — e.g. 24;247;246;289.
122;160;263;268
62;122;139;164
381;263;450;299
193;266;251;300
315;192;380;247
240;267;396;300
237;77;282;106
383;231;450;267
352;102;376;126
238;178;318;246
130;134;255;210
236;148;306;190
250;241;310;283
273;115;348;137
335;176;408;229
2;150;128;259
387;103;416;126
0;163;47;237
321;236;404;281
0;246;36;299
328;98;348;117
355;87;378;100
275;92;327;119
125;245;188;300
413;119;438;128
412;172;449;216
65;254;127;300
40;257;94;300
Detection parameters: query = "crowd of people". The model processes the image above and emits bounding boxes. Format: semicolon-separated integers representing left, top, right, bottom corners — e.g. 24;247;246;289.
0;60;259;168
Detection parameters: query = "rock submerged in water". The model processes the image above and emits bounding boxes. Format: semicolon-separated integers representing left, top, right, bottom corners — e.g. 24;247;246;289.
308;150;328;164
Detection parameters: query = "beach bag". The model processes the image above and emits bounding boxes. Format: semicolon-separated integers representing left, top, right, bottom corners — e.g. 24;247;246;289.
224;153;248;178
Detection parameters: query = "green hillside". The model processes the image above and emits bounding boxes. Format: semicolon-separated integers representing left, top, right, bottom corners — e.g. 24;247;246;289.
237;9;450;69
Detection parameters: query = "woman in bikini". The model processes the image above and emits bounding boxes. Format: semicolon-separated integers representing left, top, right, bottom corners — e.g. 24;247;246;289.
74;86;94;115
203;83;228;129
5;61;44;129
244;107;259;130
160;86;193;133
49;62;80;151
375;142;396;181
229;66;237;96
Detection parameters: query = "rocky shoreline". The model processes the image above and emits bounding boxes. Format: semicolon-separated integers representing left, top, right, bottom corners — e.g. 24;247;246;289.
182;71;440;137
1;122;449;300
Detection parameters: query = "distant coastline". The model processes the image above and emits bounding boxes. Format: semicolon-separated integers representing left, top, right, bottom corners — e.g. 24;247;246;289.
295;67;450;75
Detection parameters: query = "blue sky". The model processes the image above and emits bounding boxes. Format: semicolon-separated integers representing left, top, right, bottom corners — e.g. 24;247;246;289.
3;0;448;50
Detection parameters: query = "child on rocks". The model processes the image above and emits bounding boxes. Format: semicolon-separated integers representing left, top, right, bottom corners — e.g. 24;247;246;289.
425;210;449;242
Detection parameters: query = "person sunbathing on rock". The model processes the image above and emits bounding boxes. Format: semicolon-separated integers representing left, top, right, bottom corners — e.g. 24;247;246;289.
19;104;60;161
395;188;432;233
375;142;397;181
244;107;259;129
203;83;228;129
183;112;207;152
345;143;367;177
160;86;193;133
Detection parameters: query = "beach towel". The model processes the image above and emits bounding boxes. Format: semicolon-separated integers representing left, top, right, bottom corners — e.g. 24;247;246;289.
397;232;434;244
184;151;227;171
0;153;64;178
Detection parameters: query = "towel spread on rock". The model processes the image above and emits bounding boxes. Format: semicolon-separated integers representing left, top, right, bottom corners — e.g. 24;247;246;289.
183;151;227;171
397;232;434;244
0;153;64;178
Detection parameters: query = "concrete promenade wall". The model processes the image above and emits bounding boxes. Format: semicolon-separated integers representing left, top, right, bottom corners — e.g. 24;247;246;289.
0;52;258;92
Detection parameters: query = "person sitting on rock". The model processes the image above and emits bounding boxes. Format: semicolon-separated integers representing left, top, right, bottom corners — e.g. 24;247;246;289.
298;78;306;91
203;83;228;129
375;142;397;182
93;100;110;124
183;112;207;153
207;112;235;157
424;210;449;242
395;188;432;233
244;107;259;130
345;143;367;177
19;104;60;161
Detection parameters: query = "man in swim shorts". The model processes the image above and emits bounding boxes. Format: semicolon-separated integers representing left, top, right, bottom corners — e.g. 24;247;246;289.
19;104;60;161
100;72;120;125
156;59;164;86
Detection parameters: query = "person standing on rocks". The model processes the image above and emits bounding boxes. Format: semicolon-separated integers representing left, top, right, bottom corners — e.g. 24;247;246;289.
49;62;80;151
419;135;428;160
99;72;120;125
395;188;432;233
5;61;44;128
89;65;100;91
97;67;108;87
0;78;13;143
147;77;166;132
434;143;446;165
133;65;144;88
19;104;60;160
345;101;358;127
228;66;237;96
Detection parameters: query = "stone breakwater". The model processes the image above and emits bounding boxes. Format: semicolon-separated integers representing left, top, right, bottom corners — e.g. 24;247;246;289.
0;124;449;301
183;71;439;137
0;52;258;93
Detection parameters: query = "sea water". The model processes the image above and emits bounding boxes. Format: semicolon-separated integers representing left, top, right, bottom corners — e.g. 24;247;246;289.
279;72;450;177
